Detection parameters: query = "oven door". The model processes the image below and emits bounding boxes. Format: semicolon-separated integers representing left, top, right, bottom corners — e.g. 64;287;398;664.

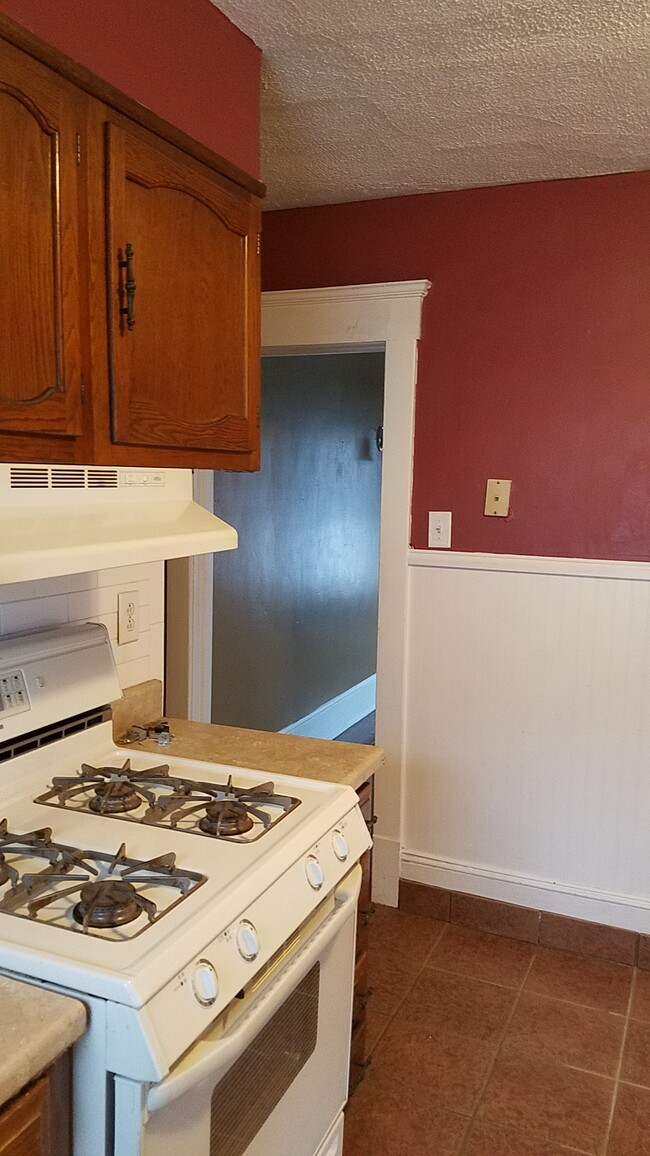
116;865;360;1156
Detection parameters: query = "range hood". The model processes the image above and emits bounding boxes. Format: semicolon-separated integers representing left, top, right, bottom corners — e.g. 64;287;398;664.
0;464;237;584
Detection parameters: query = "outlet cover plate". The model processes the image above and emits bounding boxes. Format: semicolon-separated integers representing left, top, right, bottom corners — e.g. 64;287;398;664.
118;589;140;645
484;479;511;517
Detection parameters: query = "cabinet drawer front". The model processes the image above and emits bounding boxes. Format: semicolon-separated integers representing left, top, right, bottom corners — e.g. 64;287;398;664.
105;121;260;458
0;40;84;440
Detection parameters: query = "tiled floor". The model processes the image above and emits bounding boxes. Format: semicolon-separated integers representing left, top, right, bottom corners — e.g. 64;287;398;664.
343;906;650;1155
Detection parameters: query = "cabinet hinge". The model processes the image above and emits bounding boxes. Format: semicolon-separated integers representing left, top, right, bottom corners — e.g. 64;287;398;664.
80;374;86;401
76;133;82;166
256;233;261;256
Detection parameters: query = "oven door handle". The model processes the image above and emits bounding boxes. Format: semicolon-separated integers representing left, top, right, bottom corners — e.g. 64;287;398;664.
146;864;361;1114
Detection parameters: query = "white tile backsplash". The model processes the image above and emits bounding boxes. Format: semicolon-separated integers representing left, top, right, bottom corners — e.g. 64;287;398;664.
0;562;165;687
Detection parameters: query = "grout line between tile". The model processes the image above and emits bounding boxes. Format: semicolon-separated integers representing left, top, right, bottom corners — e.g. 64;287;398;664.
456;948;537;1155
368;924;446;1043
601;966;636;1155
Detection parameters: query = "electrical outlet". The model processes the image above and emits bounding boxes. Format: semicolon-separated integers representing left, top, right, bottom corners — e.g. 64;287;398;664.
428;511;452;548
118;590;140;644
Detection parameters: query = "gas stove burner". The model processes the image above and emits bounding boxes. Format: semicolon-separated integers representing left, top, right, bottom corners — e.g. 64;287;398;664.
89;779;142;814
0;828;206;940
73;879;153;929
199;801;255;837
40;760;172;814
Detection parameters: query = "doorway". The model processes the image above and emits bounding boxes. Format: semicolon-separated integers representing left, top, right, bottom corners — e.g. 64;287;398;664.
211;351;384;738
165;280;430;905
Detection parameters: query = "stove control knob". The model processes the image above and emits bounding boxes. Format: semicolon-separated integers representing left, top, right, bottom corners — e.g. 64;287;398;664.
192;959;219;1007
305;855;325;890
237;921;260;962
332;830;349;862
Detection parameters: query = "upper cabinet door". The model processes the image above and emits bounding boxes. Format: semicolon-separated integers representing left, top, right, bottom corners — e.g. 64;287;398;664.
105;120;260;462
0;41;84;439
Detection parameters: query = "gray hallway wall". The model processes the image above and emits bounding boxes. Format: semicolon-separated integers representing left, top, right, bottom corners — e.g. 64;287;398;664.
211;351;384;732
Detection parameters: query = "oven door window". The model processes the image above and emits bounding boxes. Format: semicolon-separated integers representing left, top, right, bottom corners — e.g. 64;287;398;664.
210;963;319;1155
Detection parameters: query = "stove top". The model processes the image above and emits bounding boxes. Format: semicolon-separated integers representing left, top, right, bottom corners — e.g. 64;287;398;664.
0;624;371;1044
34;759;301;842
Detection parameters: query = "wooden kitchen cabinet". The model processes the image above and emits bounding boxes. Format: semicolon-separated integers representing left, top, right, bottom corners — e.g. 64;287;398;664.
0;13;263;471
0;38;87;461
98;117;260;464
0;1053;71;1156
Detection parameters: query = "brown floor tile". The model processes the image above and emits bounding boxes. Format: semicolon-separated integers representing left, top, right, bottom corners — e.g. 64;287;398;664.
638;935;650;970
525;948;633;1014
620;1018;650;1087
427;923;535;987
364;1007;390;1055
451;892;540;943
630;968;650;1022
366;949;423;1016
401;968;517;1040
539;912;637;966
476;1052;614;1152
343;1065;468;1156
500;991;624;1077
607;1082;650;1156
370;903;446;962
370;1016;497;1116
462;1120;591;1155
399;879;452;921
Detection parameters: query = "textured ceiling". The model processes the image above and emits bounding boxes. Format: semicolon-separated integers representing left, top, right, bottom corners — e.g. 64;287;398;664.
212;0;650;210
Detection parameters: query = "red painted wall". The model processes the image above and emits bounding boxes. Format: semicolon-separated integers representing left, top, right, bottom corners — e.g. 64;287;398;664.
0;0;260;177
262;171;650;560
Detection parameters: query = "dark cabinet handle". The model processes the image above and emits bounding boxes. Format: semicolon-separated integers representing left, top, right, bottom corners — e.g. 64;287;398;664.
119;242;136;330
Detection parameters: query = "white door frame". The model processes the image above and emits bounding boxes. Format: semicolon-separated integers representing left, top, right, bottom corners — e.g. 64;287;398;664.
176;280;429;905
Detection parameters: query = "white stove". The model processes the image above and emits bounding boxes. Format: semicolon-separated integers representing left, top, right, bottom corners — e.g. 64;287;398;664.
0;624;371;1156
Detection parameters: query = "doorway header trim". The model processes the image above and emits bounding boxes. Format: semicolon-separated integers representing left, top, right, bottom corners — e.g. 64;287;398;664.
262;279;431;349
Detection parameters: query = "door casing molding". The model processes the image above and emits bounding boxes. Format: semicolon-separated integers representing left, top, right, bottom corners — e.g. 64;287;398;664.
172;279;430;905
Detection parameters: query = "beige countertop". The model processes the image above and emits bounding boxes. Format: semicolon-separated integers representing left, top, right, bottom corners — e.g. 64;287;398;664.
0;976;86;1110
114;694;383;793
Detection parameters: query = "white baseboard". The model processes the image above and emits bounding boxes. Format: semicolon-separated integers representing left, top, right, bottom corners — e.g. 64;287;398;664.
372;835;400;907
279;674;376;740
401;851;650;934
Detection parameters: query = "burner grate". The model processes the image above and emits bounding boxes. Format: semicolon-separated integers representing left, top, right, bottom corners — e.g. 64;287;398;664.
0;821;206;940
34;762;301;841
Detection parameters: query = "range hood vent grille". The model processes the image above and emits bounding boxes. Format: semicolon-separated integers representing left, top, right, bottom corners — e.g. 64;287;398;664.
10;466;119;489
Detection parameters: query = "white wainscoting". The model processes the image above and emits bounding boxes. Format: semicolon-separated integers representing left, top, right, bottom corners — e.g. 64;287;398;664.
401;551;650;932
0;562;165;689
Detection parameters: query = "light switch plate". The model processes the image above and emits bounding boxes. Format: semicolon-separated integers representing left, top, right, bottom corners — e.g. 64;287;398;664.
484;479;511;517
428;511;452;548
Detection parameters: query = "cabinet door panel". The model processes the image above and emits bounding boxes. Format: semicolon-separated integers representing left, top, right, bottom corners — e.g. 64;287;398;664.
105;121;259;457
0;42;83;438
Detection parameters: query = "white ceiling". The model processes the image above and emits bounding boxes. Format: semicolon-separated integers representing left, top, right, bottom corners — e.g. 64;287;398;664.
212;0;650;211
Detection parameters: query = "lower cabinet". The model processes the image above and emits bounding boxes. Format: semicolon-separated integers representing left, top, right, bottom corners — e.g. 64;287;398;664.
0;1053;71;1156
350;778;375;1093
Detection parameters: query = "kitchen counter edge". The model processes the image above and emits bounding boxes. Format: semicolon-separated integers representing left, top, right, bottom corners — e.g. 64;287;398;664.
0;976;86;1110
116;717;384;793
